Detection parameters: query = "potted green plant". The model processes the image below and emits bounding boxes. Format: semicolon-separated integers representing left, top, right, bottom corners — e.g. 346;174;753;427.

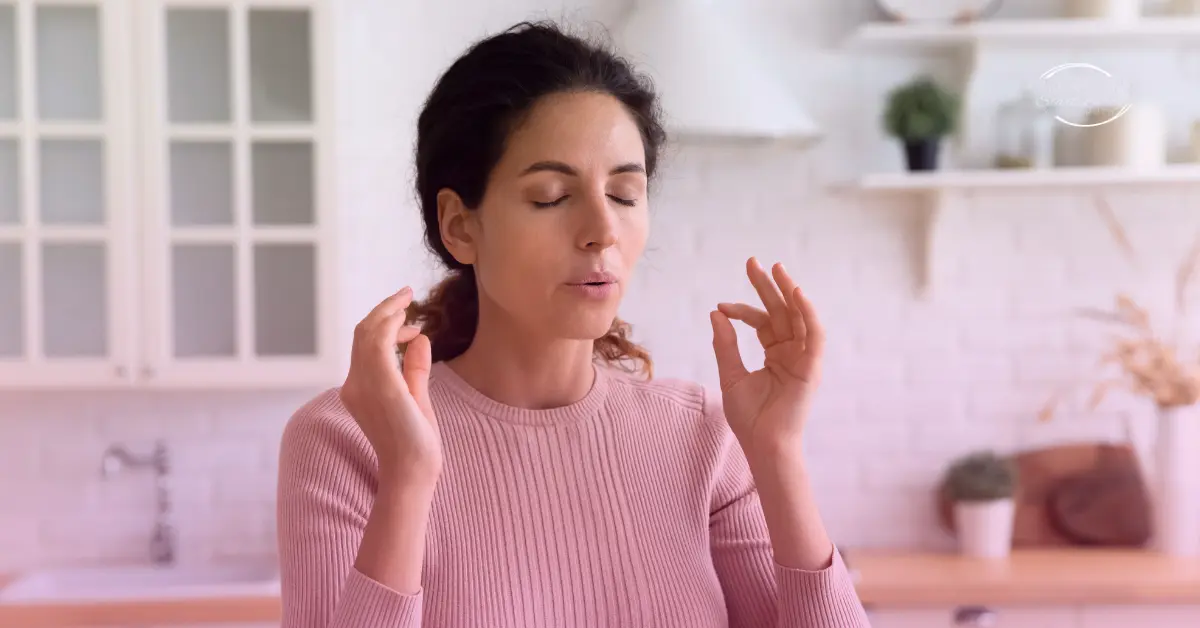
940;450;1019;558
883;76;961;171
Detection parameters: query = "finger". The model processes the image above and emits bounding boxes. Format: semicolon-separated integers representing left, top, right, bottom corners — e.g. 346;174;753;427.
710;310;749;391
786;286;808;348
716;302;777;347
772;265;807;343
746;257;792;342
363;286;414;328
371;311;415;363
402;333;435;416
796;289;825;368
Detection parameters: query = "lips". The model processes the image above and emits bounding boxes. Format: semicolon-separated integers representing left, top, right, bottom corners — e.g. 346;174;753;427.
567;270;618;286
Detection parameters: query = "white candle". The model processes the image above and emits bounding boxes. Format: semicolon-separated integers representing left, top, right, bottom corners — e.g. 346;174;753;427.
1094;104;1166;170
1067;0;1141;21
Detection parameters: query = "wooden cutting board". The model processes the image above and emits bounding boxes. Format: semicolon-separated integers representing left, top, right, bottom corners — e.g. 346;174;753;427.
936;442;1152;547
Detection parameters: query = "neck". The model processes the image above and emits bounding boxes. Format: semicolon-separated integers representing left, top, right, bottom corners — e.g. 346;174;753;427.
444;296;598;411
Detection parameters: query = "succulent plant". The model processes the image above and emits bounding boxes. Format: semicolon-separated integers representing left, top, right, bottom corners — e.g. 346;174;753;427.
941;450;1018;502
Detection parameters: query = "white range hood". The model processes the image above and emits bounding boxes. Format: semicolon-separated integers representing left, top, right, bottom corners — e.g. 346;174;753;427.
612;0;821;144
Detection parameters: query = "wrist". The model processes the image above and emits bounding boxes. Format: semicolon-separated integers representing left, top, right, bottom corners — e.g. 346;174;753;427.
742;432;805;471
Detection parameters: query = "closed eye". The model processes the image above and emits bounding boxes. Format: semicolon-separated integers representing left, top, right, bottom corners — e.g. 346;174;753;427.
533;195;637;208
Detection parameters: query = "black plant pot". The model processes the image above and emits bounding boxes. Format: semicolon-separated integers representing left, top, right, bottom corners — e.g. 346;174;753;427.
903;138;941;171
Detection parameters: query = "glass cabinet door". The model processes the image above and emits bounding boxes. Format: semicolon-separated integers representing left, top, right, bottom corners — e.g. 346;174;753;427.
0;1;136;387
141;1;335;387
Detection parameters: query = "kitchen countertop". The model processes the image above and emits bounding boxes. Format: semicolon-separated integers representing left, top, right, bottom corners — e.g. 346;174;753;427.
0;573;281;628
847;548;1200;607
4;549;1200;625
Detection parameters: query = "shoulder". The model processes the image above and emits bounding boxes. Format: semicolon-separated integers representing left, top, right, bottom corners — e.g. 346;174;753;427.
278;388;376;483
602;366;731;438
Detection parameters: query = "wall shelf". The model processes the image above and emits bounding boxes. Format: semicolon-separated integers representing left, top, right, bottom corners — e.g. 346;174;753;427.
854;165;1200;299
847;17;1200;50
860;164;1200;191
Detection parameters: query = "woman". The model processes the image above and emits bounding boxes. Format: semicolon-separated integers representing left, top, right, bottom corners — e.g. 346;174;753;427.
277;20;870;628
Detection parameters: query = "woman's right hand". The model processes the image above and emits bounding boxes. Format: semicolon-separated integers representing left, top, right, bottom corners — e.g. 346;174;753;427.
338;286;442;489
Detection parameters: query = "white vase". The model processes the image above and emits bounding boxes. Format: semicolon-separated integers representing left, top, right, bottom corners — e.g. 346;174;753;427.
1153;406;1200;557
954;498;1015;558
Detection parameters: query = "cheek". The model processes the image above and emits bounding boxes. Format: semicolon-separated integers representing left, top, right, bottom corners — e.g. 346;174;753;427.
475;206;562;292
620;209;650;260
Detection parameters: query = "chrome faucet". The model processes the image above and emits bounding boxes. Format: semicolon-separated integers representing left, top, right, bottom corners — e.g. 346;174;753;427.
101;440;174;566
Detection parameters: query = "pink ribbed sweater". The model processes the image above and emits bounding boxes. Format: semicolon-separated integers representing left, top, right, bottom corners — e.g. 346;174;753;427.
276;360;870;627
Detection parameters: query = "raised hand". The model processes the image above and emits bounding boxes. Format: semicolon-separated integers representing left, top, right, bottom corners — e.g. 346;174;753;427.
709;257;825;453
339;286;442;487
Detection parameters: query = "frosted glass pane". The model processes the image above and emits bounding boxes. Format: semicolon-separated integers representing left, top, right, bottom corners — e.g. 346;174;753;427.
40;139;104;225
0;242;22;356
172;243;235;357
0;139;17;224
166;8;230;124
251;142;313;225
42;242;107;357
36;6;101;121
248;9;311;123
170;141;233;226
254;243;315;356
0;6;15;119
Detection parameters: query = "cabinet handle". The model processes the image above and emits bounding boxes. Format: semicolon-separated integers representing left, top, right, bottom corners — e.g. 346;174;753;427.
142;366;156;379
954;606;998;627
114;365;128;378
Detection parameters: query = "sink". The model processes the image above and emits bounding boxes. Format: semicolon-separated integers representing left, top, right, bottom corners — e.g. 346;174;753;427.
0;562;280;603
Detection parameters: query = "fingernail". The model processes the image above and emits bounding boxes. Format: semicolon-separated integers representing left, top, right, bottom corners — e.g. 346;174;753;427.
399;286;412;294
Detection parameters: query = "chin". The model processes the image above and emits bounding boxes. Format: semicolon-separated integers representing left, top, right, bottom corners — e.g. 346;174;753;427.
550;308;620;340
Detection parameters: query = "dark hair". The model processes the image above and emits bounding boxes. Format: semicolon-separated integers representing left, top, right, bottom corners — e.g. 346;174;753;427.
404;20;666;377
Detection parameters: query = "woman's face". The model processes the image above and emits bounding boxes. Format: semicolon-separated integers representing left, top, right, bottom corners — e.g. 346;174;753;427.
440;90;650;342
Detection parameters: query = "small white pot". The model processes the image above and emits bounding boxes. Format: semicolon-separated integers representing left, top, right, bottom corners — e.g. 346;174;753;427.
954;498;1015;558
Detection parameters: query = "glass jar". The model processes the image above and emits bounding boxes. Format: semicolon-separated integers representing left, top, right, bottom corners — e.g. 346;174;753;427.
994;91;1057;169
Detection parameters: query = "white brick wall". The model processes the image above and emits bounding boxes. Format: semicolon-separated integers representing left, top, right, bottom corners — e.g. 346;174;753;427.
3;0;1200;571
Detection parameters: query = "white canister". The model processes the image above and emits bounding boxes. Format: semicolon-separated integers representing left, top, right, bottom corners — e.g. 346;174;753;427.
954;498;1016;558
1192;121;1200;163
1066;0;1141;20
1089;103;1166;169
1171;0;1200;15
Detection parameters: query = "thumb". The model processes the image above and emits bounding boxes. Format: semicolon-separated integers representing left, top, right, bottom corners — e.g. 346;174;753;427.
710;310;748;391
401;333;435;417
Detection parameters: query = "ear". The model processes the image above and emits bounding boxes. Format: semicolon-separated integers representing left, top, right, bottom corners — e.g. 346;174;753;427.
437;188;479;266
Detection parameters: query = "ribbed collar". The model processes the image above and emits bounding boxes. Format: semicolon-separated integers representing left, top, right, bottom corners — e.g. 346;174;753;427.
429;360;610;426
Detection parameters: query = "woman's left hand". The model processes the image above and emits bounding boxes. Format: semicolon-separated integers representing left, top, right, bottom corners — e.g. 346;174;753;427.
709;257;824;455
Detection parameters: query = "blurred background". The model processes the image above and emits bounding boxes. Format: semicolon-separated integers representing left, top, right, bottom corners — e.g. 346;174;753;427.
2;0;1200;626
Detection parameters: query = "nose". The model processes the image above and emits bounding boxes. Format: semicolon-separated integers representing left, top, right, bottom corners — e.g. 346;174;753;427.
577;192;618;250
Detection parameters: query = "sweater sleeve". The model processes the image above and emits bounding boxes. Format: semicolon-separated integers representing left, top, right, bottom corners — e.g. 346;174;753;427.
705;391;870;628
276;390;424;628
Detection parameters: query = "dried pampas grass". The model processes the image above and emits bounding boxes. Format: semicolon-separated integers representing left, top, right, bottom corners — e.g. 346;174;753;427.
1039;197;1200;421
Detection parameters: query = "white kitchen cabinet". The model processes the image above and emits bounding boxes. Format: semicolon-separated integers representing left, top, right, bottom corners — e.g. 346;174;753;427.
0;0;339;389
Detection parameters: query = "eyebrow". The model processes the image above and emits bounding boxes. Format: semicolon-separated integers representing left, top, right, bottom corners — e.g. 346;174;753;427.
520;161;646;177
